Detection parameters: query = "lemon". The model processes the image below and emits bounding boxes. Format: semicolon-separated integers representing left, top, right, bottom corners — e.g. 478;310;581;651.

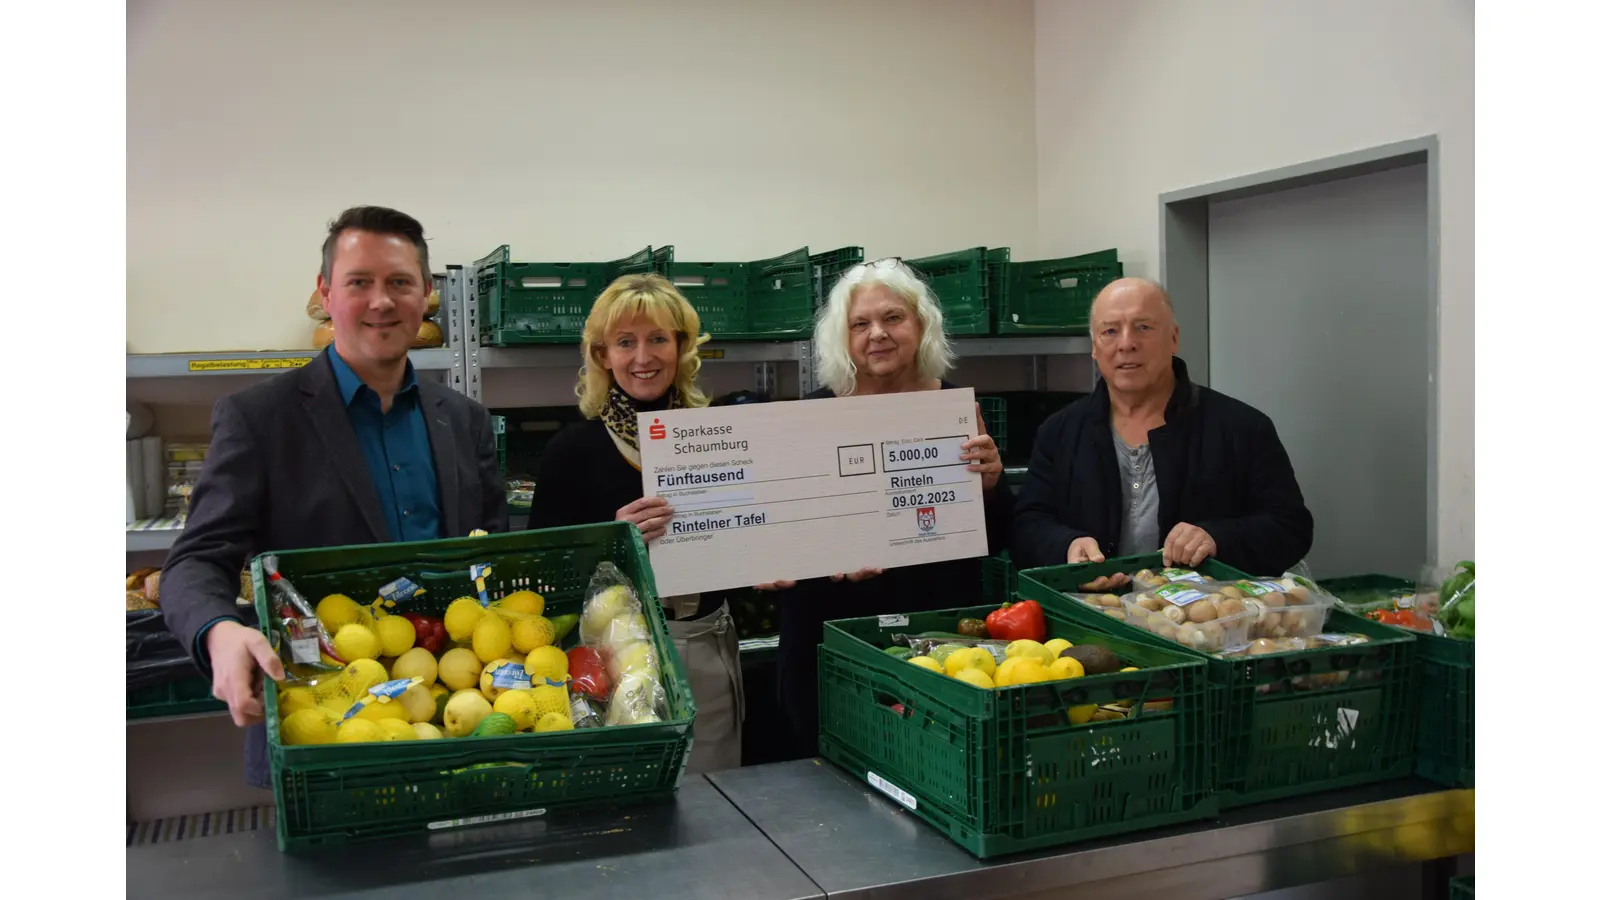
1068;705;1097;725
529;683;570;718
536;712;575;732
444;597;486;641
412;722;444;740
906;656;942;672
943;647;979;677
480;659;521;702
1120;666;1140;672
493;689;540;730
1044;638;1074;659
473;611;513;663
964;647;997;678
391;647;438;685
438;647;483;691
511;615;555;653
332;623;382;662
378;718;416;741
315;594;364;634
375;615;416;657
278;686;319;719
996;657;1051;687
525;645;570;682
280;708;338;745
952;668;995;690
353;700;410;723
397;684;436;722
1005;640;1052;664
335;718;388;744
498;590;545;617
1049;657;1086;680
341;658;388;695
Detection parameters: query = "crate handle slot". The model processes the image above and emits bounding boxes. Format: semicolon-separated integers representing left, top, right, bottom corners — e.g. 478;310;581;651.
673;276;706;287
519;276;571;289
1056;277;1079;288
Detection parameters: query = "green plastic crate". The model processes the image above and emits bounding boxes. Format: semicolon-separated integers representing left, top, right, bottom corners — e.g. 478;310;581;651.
251;522;697;852
809;246;865;310
980;551;1015;604
473;244;667;346
817;602;1217;858
977;396;1007;454
905;247;1010;335
999;250;1123;335
1019;554;1419;809
1319;574;1474;789
1450;875;1473;899
667;247;856;341
127;675;227;720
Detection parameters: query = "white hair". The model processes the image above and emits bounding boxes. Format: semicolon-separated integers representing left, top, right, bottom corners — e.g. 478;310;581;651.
813;259;956;396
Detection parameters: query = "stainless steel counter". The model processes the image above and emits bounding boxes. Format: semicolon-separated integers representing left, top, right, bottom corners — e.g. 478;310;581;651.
707;760;1474;900
125;778;824;900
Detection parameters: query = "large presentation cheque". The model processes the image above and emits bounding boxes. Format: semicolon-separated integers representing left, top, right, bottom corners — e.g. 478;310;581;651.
638;388;990;597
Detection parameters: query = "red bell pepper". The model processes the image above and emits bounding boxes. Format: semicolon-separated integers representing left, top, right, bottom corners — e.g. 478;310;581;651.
567;646;611;701
985;599;1047;643
401;613;446;655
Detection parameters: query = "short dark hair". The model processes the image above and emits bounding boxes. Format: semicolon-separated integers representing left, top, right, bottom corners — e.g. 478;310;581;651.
320;206;431;284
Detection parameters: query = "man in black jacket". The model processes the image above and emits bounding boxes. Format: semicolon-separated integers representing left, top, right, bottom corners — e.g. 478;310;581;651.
1011;278;1312;579
160;206;507;786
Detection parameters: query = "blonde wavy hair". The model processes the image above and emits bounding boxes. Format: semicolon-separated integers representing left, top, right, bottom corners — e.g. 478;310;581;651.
576;273;711;418
814;259;955;396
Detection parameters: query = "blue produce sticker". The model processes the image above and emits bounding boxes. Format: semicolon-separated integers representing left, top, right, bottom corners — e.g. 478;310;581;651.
470;563;494;606
369;677;423;700
379;577;426;605
491;663;532;690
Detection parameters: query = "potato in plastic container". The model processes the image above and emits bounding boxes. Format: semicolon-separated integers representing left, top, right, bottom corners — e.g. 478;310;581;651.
1121;582;1254;653
1130;566;1210;592
1060;590;1132;622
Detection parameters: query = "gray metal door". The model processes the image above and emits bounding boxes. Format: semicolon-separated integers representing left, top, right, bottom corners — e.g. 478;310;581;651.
1206;164;1429;579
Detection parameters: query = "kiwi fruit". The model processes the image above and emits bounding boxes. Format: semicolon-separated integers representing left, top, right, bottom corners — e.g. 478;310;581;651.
1059;645;1123;675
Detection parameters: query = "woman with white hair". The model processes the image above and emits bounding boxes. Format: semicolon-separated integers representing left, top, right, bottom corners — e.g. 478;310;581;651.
765;258;1013;757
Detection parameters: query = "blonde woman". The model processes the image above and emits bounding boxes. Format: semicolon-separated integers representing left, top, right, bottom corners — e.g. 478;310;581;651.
527;273;743;772
763;258;1011;757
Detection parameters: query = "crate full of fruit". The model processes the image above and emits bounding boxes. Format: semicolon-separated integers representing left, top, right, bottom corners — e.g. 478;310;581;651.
817;597;1216;859
252;522;696;852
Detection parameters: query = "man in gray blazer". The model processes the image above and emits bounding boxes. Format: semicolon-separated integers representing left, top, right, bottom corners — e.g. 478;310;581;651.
160;206;508;786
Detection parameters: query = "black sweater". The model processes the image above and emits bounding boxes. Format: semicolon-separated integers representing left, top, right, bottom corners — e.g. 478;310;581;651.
776;380;1016;754
525;418;649;533
1010;357;1314;576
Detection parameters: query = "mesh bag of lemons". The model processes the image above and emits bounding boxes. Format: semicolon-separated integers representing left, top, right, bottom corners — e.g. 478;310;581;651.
267;557;666;747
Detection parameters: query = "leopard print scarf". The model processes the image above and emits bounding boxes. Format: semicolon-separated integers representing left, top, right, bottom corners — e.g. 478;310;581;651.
600;382;682;469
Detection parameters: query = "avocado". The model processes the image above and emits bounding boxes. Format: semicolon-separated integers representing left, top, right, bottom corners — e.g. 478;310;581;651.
1059;645;1122;676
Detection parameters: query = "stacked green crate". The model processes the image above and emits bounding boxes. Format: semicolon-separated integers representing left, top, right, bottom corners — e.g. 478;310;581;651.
904;248;1010;335
667;247;862;341
999;249;1123;335
473;244;668;346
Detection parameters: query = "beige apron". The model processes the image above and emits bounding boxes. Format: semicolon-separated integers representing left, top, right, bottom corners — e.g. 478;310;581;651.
664;598;744;774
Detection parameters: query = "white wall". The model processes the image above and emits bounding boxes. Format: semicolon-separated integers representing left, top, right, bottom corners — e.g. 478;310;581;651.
127;0;1038;354
1033;0;1474;565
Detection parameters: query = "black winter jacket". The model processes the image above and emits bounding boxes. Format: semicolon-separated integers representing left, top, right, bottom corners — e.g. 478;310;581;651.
1010;357;1313;576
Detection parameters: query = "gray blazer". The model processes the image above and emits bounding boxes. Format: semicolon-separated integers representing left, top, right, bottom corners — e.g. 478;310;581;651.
159;349;507;785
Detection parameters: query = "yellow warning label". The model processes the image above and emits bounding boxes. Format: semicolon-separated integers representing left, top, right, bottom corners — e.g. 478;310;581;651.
697;348;725;360
187;357;314;373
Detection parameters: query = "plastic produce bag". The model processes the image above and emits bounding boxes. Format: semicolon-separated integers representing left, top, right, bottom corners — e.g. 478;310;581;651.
579;563;666;722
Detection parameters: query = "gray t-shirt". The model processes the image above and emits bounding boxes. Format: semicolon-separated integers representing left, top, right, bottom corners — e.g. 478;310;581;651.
1113;431;1161;555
